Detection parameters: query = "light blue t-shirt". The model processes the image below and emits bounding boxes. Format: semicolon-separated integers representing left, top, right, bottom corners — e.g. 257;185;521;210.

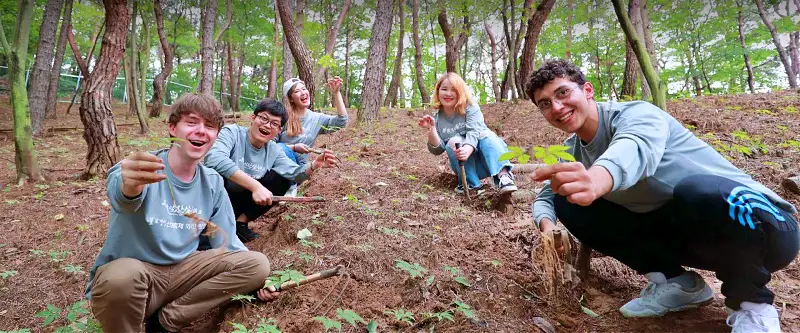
427;104;495;155
86;149;247;298
275;110;348;164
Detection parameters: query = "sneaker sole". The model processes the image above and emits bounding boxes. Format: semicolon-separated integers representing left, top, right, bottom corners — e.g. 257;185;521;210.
619;288;714;318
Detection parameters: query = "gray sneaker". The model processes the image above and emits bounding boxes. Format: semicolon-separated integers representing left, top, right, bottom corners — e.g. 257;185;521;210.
496;173;517;195
619;271;714;318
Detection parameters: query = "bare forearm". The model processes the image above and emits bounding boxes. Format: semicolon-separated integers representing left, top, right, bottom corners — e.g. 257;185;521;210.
427;128;441;147
229;170;264;192
588;165;613;198
333;91;347;116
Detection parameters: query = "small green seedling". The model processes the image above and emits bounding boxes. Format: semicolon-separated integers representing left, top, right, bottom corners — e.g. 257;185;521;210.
421;311;454;322
313;316;342;332
443;266;471;287
394;260;428;279
335;308;366;328
62;265;84;274
230;317;281;333
1;270;18;279
499;145;575;165
231;294;256;303
265;270;305;288
451;299;478;320
384;308;414;326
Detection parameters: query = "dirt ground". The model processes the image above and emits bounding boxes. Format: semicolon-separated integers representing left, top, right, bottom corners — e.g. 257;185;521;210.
0;90;799;333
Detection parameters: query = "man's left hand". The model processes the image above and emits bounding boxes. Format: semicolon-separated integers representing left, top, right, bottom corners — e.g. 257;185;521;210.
257;288;281;301
532;162;610;206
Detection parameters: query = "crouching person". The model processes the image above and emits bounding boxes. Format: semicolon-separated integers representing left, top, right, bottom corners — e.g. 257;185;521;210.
204;98;339;243
86;93;280;333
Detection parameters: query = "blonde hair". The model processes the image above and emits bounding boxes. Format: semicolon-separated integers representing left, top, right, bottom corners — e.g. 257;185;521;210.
284;82;304;137
432;72;474;116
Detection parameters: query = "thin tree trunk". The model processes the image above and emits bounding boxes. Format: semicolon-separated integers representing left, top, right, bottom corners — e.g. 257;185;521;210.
267;8;279;99
80;0;130;178
518;0;556;100
754;0;797;88
484;22;501;101
224;40;234;111
611;0;666;110
438;0;469;74
198;0;217;94
790;32;799;83
281;0;294;83
214;0;233;45
639;0;653;100
358;0;394;125
45;0;74;120
314;0;351;86
737;5;756;94
384;0;404;108
235;47;244;113
29;0;64;136
621;0;642;99
66;21;104;115
565;0;573;60
276;0;316;106
151;0;173;117
138;8;151;113
412;0;430;104
686;45;702;96
1;0;44;183
344;24;351;107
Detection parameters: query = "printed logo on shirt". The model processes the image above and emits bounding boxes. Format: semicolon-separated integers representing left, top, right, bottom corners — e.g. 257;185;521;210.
161;199;203;217
237;157;266;176
440;123;466;136
146;216;205;231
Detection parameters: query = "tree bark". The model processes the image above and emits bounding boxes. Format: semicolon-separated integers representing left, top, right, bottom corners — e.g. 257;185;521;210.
611;0;666;111
565;0;573;60
518;0;556;100
438;0;469;74
384;0;404;108
358;0;394;125
412;0;430;104
45;0;74;120
214;0;232;45
639;0;653;100
344;24;351;107
138;7;151;114
276;0;316;106
267;8;279;99
790;32;799;84
736;2;755;94
281;0;294;85
314;0;351;86
754;0;797;88
150;0;173;117
198;0;217;94
29;0;64;136
79;0;130;178
1;0;44;183
621;0;642;99
484;22;501;101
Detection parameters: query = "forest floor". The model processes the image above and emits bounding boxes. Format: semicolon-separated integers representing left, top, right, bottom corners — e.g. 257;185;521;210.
0;90;799;333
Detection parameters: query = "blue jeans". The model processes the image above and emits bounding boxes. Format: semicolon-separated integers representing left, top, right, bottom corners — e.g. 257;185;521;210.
279;143;299;164
443;135;512;188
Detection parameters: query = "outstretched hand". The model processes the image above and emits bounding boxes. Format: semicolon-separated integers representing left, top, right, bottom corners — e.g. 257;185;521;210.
120;151;166;197
531;162;610;206
418;115;435;130
327;76;343;94
312;149;340;170
292;143;311;154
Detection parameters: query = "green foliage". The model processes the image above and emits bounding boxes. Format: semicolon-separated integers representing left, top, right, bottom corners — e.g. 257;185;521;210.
299;239;323;249
0;329;31;333
313;316;342;332
335;308;366;328
384;308;415;326
422;311;455;323
1;270;18;279
781;106;798;114
265;270;305;289
500;145;575;165
61;265;83;274
36;301;100;333
231;294;256;303
394;260;428;279
49;250;70;263
778;140;800;150
443;265;471;287
451;299;478;320
298;252;314;264
230;317;281;333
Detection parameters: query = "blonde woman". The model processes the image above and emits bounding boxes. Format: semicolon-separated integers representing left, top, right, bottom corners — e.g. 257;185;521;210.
418;72;517;194
278;76;348;195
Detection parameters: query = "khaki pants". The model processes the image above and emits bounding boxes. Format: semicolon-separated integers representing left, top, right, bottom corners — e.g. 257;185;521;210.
89;250;270;332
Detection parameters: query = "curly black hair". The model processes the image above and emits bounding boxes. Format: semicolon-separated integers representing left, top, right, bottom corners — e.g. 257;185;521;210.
525;59;587;103
253;98;288;128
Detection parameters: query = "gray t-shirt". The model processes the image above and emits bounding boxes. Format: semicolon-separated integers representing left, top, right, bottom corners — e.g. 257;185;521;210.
275;110;348;164
86;149;247;298
533;100;796;226
427;104;495;155
205;124;310;193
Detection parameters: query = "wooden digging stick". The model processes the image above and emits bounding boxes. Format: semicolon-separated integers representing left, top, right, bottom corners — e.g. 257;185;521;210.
455;143;471;201
266;265;344;292
271;196;326;203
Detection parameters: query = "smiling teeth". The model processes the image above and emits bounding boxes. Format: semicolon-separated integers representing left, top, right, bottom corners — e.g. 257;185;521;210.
559;112;572;122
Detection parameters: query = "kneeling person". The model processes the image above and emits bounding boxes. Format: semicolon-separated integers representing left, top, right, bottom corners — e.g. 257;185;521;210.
204;99;338;243
86;93;279;333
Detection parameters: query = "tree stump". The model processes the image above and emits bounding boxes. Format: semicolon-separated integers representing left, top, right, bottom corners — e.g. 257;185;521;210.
577;243;592;281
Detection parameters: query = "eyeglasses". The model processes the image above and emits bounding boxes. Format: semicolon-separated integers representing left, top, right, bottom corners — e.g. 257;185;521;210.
536;84;582;113
255;114;281;128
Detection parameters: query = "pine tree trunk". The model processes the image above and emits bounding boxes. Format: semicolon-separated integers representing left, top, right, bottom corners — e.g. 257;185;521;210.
384;1;404;108
198;0;217;94
344;25;351;107
29;0;64;136
621;0;642;99
267;8;279;99
565;0;573;59
737;3;756;94
130;0;147;133
640;0;657;99
3;0;44;183
518;0;556;100
438;0;469;75
151;0;173;117
139;9;151;113
314;0;351;87
790;32;799;83
222;41;231;109
754;0;797;88
235;49;244;113
276;0;316;106
412;0;429;105
80;0;129;178
45;0;74;120
358;0;394;125
483;22;500;101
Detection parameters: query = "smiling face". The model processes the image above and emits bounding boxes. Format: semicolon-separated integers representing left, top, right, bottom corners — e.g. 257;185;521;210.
168;112;220;163
533;77;595;135
289;83;310;109
249;111;282;147
437;79;458;111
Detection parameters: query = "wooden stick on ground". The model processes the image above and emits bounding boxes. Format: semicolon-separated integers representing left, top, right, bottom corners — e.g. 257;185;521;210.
271;196;325;203
455;143;471;202
266;265;343;292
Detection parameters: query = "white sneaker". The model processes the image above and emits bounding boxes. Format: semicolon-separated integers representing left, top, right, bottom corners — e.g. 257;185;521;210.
285;184;298;197
619;271;714;317
727;302;782;333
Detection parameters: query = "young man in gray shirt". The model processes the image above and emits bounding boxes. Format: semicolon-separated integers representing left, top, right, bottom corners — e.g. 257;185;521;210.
527;59;798;333
204;99;338;242
86;93;279;333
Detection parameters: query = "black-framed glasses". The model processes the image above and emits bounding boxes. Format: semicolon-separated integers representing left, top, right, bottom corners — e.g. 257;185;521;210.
255;114;281;128
536;84;582;113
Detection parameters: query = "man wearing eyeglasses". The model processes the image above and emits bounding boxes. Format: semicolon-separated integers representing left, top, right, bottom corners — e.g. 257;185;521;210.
526;59;798;333
204;99;338;243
